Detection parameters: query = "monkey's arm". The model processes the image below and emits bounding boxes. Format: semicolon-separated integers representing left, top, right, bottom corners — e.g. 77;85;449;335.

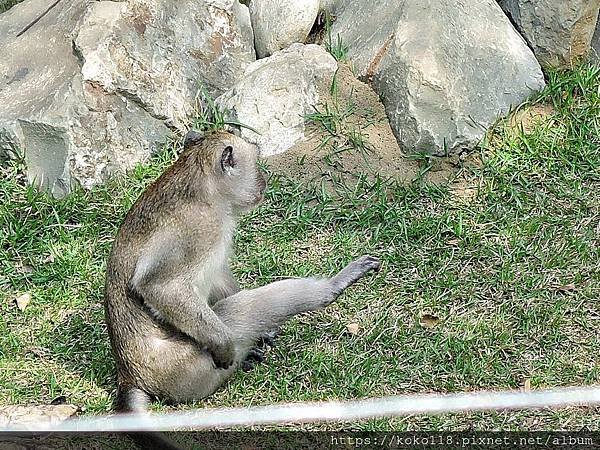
129;246;235;369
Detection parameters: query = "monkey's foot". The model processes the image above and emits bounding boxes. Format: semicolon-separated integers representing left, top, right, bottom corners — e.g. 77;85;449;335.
331;255;381;295
241;347;266;372
258;329;279;348
240;330;279;372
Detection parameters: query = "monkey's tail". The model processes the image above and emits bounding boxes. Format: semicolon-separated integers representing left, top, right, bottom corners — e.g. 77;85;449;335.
115;386;185;450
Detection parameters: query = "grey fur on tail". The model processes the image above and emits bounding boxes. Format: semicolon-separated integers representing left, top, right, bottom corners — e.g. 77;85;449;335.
116;387;184;450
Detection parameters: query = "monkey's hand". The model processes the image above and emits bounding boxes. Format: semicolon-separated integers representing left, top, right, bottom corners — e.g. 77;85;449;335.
330;255;381;299
209;336;236;370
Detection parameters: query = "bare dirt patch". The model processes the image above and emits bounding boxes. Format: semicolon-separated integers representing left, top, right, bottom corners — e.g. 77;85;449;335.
266;64;460;187
509;103;554;134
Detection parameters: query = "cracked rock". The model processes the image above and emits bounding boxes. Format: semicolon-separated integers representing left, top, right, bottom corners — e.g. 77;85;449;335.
498;0;600;67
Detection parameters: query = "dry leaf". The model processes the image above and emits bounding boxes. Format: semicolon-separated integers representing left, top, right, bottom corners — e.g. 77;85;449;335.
556;283;576;293
419;314;440;329
15;293;31;311
522;378;532;391
17;263;34;274
346;323;360;335
27;347;48;358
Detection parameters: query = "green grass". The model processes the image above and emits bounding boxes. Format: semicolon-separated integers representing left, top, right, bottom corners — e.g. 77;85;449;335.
1;63;599;431
0;0;22;14
305;70;375;168
324;13;349;62
191;85;260;136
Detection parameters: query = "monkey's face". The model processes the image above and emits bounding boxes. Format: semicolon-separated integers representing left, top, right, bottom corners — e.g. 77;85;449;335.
211;133;266;214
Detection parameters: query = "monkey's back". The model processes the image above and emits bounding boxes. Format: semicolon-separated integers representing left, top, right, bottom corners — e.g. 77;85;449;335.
103;160;220;397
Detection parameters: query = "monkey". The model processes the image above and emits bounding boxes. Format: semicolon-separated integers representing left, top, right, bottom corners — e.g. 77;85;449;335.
103;130;380;447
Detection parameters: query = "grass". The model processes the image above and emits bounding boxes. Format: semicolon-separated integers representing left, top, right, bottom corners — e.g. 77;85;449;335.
1;63;599;433
305;70;375;169
190;85;260;137
0;0;22;14
324;12;349;62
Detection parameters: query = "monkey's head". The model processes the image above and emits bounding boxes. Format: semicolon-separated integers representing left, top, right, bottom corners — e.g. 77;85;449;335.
183;130;266;214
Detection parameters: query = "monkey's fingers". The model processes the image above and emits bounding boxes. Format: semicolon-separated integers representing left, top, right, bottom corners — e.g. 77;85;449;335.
210;342;236;370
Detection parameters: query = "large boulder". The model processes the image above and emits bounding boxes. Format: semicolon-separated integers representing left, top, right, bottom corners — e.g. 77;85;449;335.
498;0;600;67
330;0;545;156
250;0;320;58
0;0;255;196
216;43;337;156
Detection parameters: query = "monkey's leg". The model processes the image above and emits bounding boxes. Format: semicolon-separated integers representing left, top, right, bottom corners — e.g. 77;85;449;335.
153;256;380;402
214;255;381;355
208;265;273;369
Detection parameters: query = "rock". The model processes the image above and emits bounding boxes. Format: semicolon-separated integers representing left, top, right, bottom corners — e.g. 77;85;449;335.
592;15;600;61
319;0;340;15
0;0;255;196
75;0;256;128
250;0;319;58
0;404;79;427
498;0;600;67
216;43;337;156
330;0;545;156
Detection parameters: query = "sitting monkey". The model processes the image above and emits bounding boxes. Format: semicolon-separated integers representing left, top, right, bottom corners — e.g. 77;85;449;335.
104;130;380;447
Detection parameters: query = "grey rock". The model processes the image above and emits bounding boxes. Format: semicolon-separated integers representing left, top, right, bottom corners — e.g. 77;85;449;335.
498;0;600;67
330;0;545;156
319;0;340;15
250;0;320;58
0;0;118;196
0;0;255;196
216;43;337;156
592;12;600;61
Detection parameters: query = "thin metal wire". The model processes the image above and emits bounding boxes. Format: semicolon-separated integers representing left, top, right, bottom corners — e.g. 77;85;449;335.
2;385;599;432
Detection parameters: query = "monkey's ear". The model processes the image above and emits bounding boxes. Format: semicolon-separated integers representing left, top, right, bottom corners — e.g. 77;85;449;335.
183;129;204;149
220;146;235;173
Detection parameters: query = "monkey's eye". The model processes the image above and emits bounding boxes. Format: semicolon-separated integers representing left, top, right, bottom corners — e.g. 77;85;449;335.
220;146;235;173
